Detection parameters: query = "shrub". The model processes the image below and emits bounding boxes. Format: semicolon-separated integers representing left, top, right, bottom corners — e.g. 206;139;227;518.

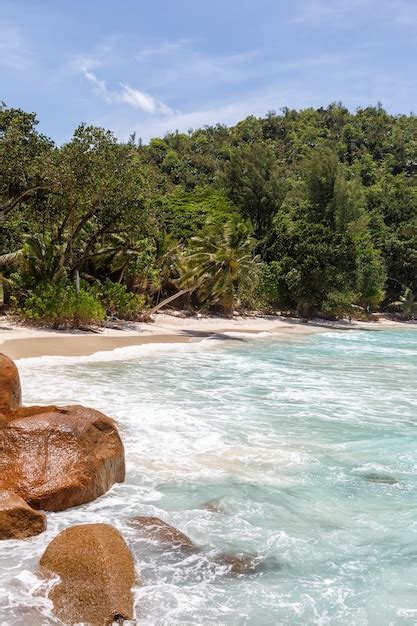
22;282;105;328
258;262;284;311
95;281;146;319
321;290;358;319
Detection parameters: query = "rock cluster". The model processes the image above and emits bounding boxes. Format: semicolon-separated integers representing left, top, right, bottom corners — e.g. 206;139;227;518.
0;353;133;623
129;515;259;576
1;353;261;625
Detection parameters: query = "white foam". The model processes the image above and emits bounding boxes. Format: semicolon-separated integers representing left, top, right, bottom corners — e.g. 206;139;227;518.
15;338;208;367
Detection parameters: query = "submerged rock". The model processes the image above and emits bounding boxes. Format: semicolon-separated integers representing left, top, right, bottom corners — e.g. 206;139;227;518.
352;465;399;485
362;472;399;485
129;516;198;553
214;552;259;576
213;552;283;577
128;515;280;581
198;498;232;514
0;405;125;511
0;490;46;540
39;523;136;626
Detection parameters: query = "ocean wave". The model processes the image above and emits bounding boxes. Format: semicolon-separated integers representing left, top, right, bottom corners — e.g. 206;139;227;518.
2;328;417;624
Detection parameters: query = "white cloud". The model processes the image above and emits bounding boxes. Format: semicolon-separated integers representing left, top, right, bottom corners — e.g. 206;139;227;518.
82;68;110;100
71;21;414;145
120;84;155;113
81;68;173;115
99;84;320;142
74;37;260;122
94;60;406;144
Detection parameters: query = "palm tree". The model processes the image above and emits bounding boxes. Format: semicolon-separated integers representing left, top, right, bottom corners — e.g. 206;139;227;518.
0;235;65;284
389;288;417;320
96;233;147;285
153;233;182;298
106;232;182;297
180;218;260;317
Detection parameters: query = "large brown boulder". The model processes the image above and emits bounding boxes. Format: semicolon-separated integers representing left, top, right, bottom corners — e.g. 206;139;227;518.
0;405;125;511
0;353;21;414
0;490;46;539
40;523;136;626
129;516;198;553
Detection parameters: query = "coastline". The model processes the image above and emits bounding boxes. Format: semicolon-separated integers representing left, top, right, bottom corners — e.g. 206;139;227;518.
0;313;414;359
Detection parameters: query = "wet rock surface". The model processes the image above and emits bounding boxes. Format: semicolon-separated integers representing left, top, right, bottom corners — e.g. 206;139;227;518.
129;516;198;553
0;354;125;511
214;552;259;576
198;498;233;514
129;515;275;579
40;523;136;626
0;405;125;511
0;353;21;414
0;490;46;540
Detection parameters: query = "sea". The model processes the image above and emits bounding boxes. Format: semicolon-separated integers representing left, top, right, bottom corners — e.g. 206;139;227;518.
1;328;416;625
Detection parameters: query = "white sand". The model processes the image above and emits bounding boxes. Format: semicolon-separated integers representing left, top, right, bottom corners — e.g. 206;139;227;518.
0;313;414;359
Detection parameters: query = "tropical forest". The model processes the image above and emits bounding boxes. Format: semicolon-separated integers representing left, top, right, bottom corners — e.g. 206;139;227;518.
1;102;416;326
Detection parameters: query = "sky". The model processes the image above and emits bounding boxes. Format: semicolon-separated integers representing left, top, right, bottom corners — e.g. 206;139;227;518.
1;0;416;143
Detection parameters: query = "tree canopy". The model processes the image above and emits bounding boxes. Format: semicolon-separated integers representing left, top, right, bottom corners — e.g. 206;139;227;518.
0;102;416;325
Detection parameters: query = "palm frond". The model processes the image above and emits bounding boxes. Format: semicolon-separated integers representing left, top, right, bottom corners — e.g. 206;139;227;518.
0;249;24;267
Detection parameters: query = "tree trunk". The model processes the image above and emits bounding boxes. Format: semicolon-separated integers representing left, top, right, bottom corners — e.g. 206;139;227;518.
74;270;80;296
222;303;234;318
140;288;194;321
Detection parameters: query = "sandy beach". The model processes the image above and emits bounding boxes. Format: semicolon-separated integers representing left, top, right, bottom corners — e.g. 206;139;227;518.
0;313;414;359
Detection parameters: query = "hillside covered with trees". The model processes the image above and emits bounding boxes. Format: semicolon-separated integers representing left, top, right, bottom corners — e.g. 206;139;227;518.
0;102;416;326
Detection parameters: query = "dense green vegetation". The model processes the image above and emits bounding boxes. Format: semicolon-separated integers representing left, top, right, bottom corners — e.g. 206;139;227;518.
0;102;416;326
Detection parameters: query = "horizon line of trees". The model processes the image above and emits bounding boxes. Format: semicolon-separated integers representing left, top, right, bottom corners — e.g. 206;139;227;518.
0;101;416;327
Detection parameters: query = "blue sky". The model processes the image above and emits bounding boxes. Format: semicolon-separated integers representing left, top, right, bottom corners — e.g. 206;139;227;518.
1;0;416;143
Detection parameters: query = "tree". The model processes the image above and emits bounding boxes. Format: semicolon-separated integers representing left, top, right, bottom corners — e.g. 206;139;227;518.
0;234;65;287
301;147;339;226
0;105;54;222
354;234;386;308
221;143;287;241
388;288;417;319
154;187;237;241
267;219;358;316
2;125;154;284
1;102;415;323
180;218;260;316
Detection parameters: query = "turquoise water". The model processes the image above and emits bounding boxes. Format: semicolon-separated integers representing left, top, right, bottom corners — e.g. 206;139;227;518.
1;329;417;625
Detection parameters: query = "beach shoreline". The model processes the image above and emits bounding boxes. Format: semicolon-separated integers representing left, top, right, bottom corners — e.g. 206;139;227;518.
0;313;414;359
